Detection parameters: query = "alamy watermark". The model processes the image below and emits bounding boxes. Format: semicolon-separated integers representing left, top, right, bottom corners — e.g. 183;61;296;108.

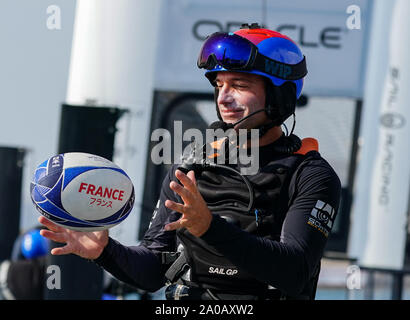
46;5;61;30
346;264;361;290
46;264;61;290
346;5;361;30
150;121;260;175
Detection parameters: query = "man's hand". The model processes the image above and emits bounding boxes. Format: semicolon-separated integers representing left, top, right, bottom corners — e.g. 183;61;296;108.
164;170;212;237
38;216;109;260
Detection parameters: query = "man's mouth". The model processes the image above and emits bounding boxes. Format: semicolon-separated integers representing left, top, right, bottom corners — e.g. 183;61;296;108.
221;107;245;117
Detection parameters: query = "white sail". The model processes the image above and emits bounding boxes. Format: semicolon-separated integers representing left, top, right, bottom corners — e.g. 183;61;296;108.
360;0;410;269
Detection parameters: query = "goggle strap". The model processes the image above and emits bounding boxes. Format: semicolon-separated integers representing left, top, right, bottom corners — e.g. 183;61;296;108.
253;54;307;81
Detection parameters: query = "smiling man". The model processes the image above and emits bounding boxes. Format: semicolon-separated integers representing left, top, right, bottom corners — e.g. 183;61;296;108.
213;71;283;146
39;23;341;300
216;73;265;123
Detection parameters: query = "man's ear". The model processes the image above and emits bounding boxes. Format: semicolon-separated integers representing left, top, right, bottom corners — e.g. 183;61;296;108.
264;79;296;126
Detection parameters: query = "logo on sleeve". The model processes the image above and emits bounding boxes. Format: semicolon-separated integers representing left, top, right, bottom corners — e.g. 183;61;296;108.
307;200;336;237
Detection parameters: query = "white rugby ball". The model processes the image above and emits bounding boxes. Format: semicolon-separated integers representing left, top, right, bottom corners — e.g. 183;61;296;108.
30;152;135;231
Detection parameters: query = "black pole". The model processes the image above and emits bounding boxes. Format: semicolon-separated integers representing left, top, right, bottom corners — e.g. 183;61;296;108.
364;270;375;300
391;272;403;300
44;104;125;300
0;147;26;261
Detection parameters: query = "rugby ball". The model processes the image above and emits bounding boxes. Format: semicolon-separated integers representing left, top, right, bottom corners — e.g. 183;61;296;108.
30;152;135;231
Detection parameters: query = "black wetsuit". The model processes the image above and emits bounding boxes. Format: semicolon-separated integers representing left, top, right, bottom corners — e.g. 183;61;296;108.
95;135;341;299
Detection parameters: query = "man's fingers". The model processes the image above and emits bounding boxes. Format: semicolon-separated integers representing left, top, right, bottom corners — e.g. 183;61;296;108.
164;221;180;231
40;229;67;244
175;170;197;193
165;199;186;214
38;216;64;233
187;170;196;185
164;218;189;231
51;245;73;256
169;181;191;203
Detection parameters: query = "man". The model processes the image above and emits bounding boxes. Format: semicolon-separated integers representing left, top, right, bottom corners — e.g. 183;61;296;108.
39;23;341;300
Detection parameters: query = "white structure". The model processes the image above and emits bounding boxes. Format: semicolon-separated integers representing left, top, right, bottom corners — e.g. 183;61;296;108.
351;0;410;270
66;0;162;245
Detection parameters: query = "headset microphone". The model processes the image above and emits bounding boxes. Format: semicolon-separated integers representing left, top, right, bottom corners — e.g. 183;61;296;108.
208;109;265;131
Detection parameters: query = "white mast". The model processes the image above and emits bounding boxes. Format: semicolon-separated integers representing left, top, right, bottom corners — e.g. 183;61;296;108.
65;0;162;244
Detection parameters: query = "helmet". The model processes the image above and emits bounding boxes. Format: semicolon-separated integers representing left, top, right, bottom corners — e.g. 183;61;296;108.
198;23;307;125
20;229;49;259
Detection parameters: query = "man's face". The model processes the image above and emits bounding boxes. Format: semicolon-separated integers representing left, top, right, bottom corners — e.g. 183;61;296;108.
214;72;268;129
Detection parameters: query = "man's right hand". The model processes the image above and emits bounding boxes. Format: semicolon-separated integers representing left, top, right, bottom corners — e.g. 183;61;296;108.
38;216;109;260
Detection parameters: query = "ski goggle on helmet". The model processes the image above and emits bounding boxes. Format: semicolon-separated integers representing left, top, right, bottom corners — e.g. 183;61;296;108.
197;24;307;99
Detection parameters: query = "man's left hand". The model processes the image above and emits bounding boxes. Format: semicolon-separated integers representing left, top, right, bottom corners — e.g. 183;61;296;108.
164;169;212;237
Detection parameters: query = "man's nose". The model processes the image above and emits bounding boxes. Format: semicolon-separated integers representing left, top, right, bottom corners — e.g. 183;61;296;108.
217;85;234;105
